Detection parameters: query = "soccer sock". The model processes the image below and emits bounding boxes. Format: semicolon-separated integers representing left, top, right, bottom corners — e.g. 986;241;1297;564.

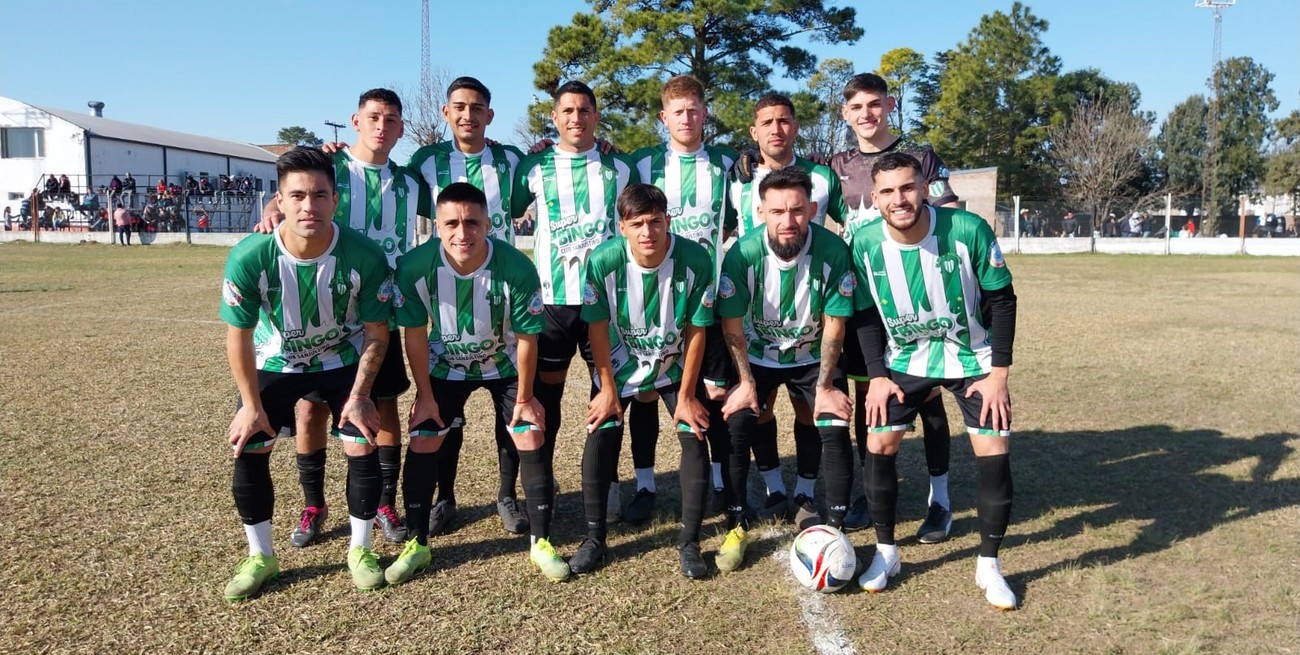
976;454;1013;558
580;424;621;542
535;379;565;455
705;398;728;490
920;394;951;477
296;448;326;509
760;467;786;497
929;474;951;510
724;409;757;524
519;447;554;542
244;521;273;557
793;421;821;494
232;451;274;527
818;422;853;527
435;427;464;504
794;476;816;500
376;445;401;508
401;448;437;545
866;452;899;545
344;451;380;523
853;391;869;464
628;397;659;479
752;419;783;496
634;468;656;493
677;430;708;545
710;463;724;491
348;516;372;550
494;414;520;500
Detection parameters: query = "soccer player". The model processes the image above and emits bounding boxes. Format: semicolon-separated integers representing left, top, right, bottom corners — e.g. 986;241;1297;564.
623;74;737;523
714;166;857;572
407;76;530;535
384;182;560;583
220;147;392;601
851;152;1019;610
573;183;714;578
832;73;963;540
727;93;849;527
510;80;637;511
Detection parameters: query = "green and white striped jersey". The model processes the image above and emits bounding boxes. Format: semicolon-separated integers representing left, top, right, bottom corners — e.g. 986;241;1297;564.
581;235;715;396
850;206;1012;379
717;224;857;368
630;143;737;273
394;238;544;381
408;141;524;241
332;148;419;269
726;156;848;238
220;225;391;373
511;146;638;305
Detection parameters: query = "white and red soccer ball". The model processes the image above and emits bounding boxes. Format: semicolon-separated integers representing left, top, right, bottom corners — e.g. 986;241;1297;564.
789;525;857;593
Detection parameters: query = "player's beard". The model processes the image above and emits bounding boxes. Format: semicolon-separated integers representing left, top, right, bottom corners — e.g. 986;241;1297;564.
768;228;807;260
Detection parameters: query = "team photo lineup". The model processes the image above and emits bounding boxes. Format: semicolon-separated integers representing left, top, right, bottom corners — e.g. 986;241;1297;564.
221;71;1020;611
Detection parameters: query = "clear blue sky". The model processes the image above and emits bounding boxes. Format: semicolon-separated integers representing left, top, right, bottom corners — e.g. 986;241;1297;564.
2;0;1294;162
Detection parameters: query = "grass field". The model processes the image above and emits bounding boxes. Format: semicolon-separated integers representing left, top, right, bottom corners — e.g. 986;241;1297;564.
2;242;1297;655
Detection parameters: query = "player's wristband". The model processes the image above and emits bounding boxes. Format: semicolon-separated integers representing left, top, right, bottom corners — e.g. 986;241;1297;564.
515;397;533;405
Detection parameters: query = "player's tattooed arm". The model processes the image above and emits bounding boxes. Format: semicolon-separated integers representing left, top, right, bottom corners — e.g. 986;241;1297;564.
813;315;852;420
340;321;389;444
817;334;842;389
722;318;753;386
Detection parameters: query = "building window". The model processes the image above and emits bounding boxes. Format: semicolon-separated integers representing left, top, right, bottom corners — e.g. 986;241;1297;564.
1;127;45;158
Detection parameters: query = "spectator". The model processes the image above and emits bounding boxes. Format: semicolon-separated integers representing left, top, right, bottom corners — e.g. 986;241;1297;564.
78;187;100;213
3;206;11;230
1183;218;1197;238
58;174;73;199
43;175;59;200
1127;211;1145;238
196;207;211;233
184;175;198;195
1018;209;1032;236
1061;211;1077;238
114;203;132;245
109;175;123;200
198;176;213;196
156;178;167;196
123;173;136;193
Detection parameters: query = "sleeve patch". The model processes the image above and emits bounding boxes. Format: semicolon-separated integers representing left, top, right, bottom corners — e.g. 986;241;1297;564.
701;285;716;308
222;279;243;307
989;241;1006;268
837;271;856;297
527;290;545;315
377;277;395;303
582;281;599;306
718;274;736;299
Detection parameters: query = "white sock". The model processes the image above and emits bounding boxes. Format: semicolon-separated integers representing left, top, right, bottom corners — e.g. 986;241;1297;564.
977;555;1003;577
876;543;899;562
761;468;786;496
711;462;723;489
349;516;372;550
244;521;273;557
793;476;816;500
634;467;656;493
928;473;950;509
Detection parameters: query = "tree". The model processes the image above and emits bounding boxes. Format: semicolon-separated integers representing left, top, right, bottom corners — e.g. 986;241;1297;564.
1213;57;1278;201
910;50;951;140
1155;95;1208;215
799;58;854;157
1263;109;1300;214
876;48;926;132
1049;97;1156;230
398;67;453;148
276;126;323;147
530;0;863;149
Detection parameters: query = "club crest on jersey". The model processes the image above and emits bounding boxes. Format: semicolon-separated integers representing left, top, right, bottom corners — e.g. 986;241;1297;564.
929;181;945;198
837;272;856;297
701;286;715;308
394;184;407;200
989;241;1006;268
527;290;545;315
602;167;615;182
718;274;736;299
222;279;243;307
494;160;509;175
936;254;960;275
582;281;599;306
673;276;686;294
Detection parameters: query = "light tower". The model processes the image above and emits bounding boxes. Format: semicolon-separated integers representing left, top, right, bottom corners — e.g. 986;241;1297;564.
1196;0;1234;234
419;0;433;141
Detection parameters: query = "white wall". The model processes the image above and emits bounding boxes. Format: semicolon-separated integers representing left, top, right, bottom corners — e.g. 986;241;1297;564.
87;140;164;189
0;97;87;214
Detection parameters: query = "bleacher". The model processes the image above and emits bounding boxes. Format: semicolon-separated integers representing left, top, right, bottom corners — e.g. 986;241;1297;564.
17;172;264;234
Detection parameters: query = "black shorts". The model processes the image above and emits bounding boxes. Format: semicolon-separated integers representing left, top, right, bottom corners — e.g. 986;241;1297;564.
301;330;408;403
588;383;684;431
236;366;365;450
751;361;847;412
410;376;518;437
538;304;593;373
873;370;1011;437
843;329;868;381
701;321;734;388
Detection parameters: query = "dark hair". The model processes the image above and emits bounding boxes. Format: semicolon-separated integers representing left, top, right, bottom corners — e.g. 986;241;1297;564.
758;166;812;201
277;146;335;187
358;88;403;114
617;184;668;222
447;76;491;105
753;92;795;118
842;73;890;100
554;80;598;110
436;181;488;211
869;152;923;182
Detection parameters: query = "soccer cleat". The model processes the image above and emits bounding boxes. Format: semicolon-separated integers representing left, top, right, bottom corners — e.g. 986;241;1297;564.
858;547;902;592
715;525;752;573
678;541;708;579
710;487;727;515
568;537;607;575
841;495;871;532
496;497;529;534
347;546;384;591
428;499;458;535
373;505;409;543
606;483;621;523
623;488;657;524
916;503;953;544
223;554;280;602
383;539;432;586
793;494;821;530
756;491;790;522
976;557;1018;610
529;538;570;582
289;505;327;548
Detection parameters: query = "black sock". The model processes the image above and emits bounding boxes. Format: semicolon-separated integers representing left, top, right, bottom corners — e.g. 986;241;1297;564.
377;445;401;508
345;451;381;521
725;409;758;527
976;454;1013;558
628;397;659;472
519;447;554;540
919;395;951;477
494;414;520;500
853;391;868;464
435;427;464;504
535;379;565;460
751;418;779;478
867;452;898;545
705;398;728;479
818;423;852;527
793;421;821;491
402;448;438;544
233;451;274;525
296;448;326;509
677;431;708;544
580;424;621;542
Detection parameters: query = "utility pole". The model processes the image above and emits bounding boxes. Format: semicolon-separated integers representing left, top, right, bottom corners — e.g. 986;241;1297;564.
1196;0;1235;236
324;120;346;144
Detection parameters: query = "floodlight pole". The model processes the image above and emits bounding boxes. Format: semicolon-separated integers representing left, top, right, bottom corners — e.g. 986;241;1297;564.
1238;194;1247;254
324;120;346;144
1164;193;1173;255
1012;195;1021;254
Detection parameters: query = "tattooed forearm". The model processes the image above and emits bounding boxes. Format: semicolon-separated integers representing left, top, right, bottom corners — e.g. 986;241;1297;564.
351;329;388;397
818;335;842;389
724;329;754;386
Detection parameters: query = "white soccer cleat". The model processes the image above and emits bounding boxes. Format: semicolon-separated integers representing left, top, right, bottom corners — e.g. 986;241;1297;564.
975;556;1018;611
857;546;901;592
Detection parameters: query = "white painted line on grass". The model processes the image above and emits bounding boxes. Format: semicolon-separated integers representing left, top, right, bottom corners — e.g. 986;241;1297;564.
766;526;858;655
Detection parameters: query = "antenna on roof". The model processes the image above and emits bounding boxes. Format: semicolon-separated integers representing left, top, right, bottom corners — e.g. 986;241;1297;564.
87;101;105;118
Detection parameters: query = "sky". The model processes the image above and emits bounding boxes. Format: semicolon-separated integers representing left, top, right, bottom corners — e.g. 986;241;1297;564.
1;0;1295;163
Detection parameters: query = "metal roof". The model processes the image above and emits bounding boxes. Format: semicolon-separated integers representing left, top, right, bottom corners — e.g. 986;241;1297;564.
31;103;277;163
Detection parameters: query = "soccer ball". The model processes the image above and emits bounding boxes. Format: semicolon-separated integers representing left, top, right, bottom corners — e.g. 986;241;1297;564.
789;525;857;593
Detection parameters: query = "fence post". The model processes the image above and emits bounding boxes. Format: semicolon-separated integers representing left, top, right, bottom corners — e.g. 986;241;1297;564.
1013;195;1021;254
1238;194;1247;255
1164;193;1172;255
185;192;193;245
